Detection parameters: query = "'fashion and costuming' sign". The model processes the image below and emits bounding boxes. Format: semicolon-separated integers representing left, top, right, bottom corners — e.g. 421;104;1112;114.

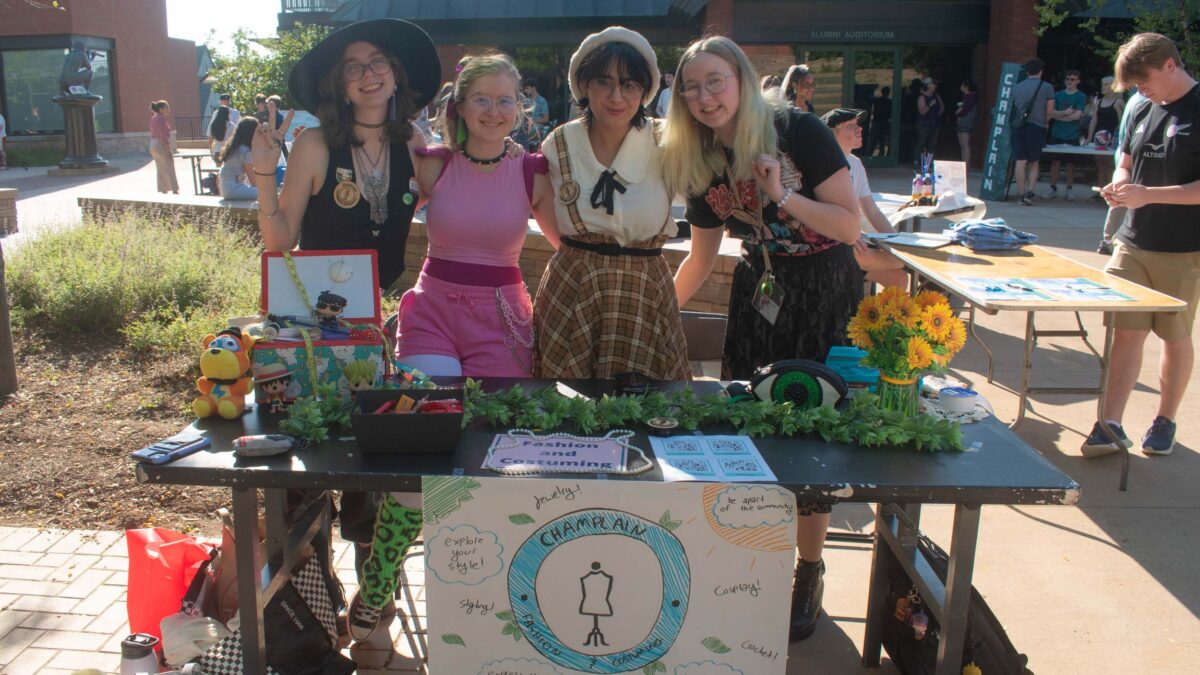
422;476;798;675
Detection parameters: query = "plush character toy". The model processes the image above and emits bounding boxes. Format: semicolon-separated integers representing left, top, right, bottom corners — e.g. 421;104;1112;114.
193;327;255;419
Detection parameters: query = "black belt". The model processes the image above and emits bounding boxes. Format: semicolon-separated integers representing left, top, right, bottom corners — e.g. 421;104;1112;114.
562;237;662;257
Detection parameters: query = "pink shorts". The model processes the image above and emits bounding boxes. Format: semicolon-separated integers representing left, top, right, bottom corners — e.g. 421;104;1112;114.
396;271;533;377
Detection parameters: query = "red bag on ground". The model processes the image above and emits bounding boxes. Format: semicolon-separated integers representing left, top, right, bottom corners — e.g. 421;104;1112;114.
126;528;215;649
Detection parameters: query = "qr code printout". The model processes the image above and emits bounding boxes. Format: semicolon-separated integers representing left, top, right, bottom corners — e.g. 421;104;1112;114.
664;438;703;454
667;457;716;475
718;457;767;475
708;438;752;455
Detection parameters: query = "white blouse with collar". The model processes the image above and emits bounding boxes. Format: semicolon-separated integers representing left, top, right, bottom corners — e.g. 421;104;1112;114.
542;119;676;246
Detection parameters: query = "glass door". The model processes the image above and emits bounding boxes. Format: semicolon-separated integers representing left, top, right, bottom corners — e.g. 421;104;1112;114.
851;48;900;167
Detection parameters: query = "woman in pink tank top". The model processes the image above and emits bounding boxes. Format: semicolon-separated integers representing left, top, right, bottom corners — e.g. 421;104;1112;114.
352;53;561;642
394;53;559;378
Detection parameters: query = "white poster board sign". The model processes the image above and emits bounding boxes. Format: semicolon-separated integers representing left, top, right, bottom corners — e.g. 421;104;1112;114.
935;160;969;207
423;476;798;675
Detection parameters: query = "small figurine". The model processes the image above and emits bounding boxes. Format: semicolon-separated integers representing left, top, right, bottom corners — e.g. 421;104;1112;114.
314;290;347;329
254;362;293;413
193;327;255;420
343;359;378;398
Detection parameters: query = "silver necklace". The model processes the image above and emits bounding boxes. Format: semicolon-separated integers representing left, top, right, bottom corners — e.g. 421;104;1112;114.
354;141;389;225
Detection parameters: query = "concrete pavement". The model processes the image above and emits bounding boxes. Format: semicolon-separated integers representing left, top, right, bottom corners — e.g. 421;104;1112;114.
0;164;1197;673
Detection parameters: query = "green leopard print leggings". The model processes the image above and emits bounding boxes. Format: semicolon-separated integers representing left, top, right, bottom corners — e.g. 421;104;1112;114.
359;494;423;609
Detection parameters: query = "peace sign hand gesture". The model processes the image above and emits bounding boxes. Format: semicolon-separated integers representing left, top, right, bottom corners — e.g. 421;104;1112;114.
251;109;294;174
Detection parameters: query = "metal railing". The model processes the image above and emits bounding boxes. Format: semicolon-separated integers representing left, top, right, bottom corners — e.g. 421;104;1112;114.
281;0;347;12
174;116;208;141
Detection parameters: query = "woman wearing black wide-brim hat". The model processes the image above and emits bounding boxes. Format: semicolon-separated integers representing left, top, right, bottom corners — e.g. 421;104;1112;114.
247;18;439;649
250;18;440;290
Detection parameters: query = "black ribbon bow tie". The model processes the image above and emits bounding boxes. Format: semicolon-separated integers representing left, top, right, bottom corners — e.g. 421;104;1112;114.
590;169;627;215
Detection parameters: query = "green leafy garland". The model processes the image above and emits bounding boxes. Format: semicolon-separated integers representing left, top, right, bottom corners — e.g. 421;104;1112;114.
462;379;964;452
280;382;352;444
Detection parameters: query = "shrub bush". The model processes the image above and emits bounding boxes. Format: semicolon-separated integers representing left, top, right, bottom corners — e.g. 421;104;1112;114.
4;145;64;168
5;210;261;355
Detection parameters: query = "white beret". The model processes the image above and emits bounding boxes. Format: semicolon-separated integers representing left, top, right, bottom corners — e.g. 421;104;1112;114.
568;26;660;106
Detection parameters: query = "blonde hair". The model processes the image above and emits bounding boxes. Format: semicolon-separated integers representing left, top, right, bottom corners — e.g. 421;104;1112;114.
1115;32;1184;92
437;52;526;150
661;36;780;198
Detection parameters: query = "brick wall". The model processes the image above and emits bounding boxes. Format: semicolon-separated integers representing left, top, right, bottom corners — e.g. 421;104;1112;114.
742;45;797;84
982;0;1039;114
0;0;196;134
0;189;17;238
704;0;735;38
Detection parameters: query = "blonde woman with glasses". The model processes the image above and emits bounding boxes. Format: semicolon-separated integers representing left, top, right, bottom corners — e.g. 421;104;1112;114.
663;35;861;643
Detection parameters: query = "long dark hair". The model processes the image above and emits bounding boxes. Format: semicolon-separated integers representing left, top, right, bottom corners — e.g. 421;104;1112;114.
314;44;417;149
575;41;652;130
220;117;259;164
209;106;231;141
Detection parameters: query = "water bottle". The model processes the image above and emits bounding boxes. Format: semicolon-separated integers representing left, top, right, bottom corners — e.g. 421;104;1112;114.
120;633;160;675
911;173;923;202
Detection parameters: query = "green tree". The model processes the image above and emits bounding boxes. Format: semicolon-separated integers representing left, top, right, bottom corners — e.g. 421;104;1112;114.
207;24;332;113
1036;0;1200;73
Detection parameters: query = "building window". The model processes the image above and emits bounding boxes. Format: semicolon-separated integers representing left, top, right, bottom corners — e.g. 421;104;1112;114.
2;47;115;134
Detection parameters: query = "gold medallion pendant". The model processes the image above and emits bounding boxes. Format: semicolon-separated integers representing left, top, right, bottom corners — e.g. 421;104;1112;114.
333;176;361;209
557;179;580;205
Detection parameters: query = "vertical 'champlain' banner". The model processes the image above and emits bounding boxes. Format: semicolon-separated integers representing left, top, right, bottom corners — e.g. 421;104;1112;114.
980;62;1024;201
422;476;797;675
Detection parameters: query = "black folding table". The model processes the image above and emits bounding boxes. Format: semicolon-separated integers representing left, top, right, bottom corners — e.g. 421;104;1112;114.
136;379;1079;675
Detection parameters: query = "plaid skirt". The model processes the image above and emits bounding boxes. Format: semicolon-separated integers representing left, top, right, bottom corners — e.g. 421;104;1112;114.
533;233;691;380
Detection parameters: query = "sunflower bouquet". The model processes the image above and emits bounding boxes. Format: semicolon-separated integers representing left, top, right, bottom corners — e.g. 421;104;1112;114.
846;287;967;416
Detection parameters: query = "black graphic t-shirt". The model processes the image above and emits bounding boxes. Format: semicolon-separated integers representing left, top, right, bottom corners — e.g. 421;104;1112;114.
1119;83;1200;252
685;108;849;256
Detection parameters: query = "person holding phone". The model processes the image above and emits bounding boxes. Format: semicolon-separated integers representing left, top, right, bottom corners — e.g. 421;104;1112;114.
1088;33;1200;459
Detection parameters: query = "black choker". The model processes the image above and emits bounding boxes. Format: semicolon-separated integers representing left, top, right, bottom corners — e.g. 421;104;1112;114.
354;120;386;129
462;141;509;165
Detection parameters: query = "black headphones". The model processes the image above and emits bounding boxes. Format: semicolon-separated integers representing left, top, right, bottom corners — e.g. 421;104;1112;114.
726;359;848;410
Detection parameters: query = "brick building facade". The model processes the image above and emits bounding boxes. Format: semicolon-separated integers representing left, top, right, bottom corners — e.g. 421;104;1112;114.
0;0;198;151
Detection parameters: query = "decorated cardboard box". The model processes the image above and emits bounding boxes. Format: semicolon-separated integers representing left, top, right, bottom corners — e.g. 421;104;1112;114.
252;250;387;407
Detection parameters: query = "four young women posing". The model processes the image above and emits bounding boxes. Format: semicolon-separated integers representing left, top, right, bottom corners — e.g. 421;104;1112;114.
254;18;884;652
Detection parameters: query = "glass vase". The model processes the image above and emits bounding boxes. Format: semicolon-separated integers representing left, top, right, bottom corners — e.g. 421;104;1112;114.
878;375;920;417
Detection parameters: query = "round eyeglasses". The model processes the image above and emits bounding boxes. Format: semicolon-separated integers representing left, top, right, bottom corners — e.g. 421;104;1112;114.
589;75;645;100
343;57;391;82
465;94;519;114
679;72;738;101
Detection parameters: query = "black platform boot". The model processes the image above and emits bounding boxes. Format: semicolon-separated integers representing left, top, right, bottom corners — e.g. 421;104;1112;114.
789;558;825;642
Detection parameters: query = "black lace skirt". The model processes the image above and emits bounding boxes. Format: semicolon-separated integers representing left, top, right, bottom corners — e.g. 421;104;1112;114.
721;244;863;380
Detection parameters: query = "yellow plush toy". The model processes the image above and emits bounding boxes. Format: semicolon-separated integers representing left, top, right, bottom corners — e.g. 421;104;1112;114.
193;327;255;419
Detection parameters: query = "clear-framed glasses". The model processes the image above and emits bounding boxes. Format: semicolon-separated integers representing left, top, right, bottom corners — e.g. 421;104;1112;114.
343;57;392;82
465;93;519;114
589;75;645;100
679;72;738;101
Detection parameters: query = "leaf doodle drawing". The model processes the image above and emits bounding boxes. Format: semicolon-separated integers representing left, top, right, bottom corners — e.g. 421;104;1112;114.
702;636;732;654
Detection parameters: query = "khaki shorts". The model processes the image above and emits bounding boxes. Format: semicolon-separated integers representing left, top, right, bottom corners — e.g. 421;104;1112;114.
1105;242;1200;340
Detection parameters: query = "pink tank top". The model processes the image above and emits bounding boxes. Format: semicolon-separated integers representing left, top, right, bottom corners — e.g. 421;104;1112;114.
423;149;538;268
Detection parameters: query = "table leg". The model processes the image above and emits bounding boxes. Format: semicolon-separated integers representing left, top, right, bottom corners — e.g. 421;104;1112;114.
862;504;890;667
232;486;268;675
966;306;996;383
1011;312;1036;429
935;503;981;675
1090;315;1130;491
190;157;202;196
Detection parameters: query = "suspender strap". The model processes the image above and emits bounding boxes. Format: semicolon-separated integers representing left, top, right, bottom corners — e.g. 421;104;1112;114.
552;128;590;236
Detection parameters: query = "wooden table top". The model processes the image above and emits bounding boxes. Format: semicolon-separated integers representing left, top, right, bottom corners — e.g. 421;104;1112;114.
881;243;1187;313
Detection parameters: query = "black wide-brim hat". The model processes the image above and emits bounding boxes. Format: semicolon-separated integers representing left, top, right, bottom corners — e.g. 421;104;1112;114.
288;19;441;113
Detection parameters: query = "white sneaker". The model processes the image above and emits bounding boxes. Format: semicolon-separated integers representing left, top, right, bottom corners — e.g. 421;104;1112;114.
1065;188;1075;201
1044;186;1058;199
